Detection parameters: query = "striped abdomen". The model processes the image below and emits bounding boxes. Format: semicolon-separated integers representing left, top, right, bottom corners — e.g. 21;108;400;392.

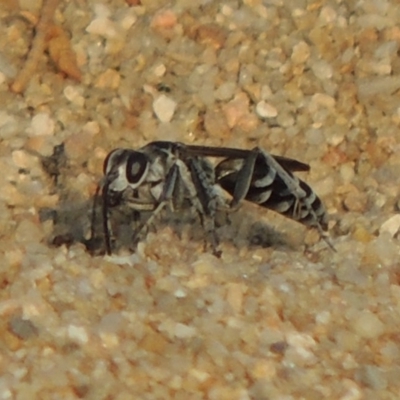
216;155;328;230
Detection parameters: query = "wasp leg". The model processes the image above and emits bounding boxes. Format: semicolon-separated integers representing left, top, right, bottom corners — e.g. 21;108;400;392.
228;148;259;209
130;162;181;244
102;182;113;255
188;158;220;255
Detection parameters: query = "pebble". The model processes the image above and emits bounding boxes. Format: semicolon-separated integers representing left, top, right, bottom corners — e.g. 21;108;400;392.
152;95;177;123
93;3;111;18
379;214;400;237
27;113;55;137
99;332;119;348
11;150;39;170
117;9;137;31
308;93;336;113
305;127;324;145
151;63;167;78
0;53;17;78
18;0;42;12
226;283;244;313
339;379;363;400
319;6;337;24
358;365;388;391
343;191;368;213
357;76;400;99
255;100;278;118
291;41;311;64
15;219;45;244
357;15;392;30
0;111;19;139
351;311;385;339
223;92;252;128
276;111;295;128
150;9;177;30
173;323;197;339
196;23;228;50
64;131;95;161
67;325;89;344
8;316;38;340
374;40;398;59
285;332;317;364
0;71;6;85
25;135;55;157
311;59;333;80
286;332;316;350
82;121;100;135
214;82;236;101
260;84;273;100
95;69;121;89
63;85;85;107
86;17;117;39
340;163;355;184
249;360;276;380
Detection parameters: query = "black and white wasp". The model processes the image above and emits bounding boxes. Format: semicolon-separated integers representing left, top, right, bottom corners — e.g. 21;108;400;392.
94;141;330;255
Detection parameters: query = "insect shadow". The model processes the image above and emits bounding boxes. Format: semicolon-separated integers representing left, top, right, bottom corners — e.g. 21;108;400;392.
40;197;292;256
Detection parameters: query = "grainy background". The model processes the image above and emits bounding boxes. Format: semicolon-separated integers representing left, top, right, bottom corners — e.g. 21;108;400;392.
0;0;400;399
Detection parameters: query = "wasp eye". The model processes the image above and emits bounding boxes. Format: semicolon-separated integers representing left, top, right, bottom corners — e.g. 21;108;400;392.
126;152;149;184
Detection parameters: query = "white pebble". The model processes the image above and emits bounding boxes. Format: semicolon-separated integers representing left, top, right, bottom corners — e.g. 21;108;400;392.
310;93;336;110
12;150;39;169
286;332;317;363
82;121;100;135
379;214;400;237
286;332;316;349
174;323;197;339
28;113;55;137
319;6;337;24
340;163;355;184
260;84;273;100
63;86;85;107
93;3;111;18
86;17;117;38
351;311;385;339
15;219;45;244
119;10;137;31
315;310;331;324
174;289;187;298
153;94;177;123
68;325;89;344
255;101;278;118
311;60;333;80
291;41;311;64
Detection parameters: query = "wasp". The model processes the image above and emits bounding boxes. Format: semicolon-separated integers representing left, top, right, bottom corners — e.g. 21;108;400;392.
95;141;330;255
